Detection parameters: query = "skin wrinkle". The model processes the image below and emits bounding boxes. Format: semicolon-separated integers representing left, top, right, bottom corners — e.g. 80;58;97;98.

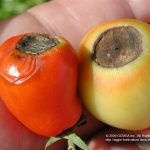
95;0;134;20
26;11;50;34
28;1;86;48
128;0;150;22
0;13;47;44
127;0;137;18
125;0;136;19
27;9;59;36
53;0;89;48
54;0;88;33
28;1;72;36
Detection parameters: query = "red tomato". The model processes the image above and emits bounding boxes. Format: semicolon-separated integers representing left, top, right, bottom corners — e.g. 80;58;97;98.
0;33;82;137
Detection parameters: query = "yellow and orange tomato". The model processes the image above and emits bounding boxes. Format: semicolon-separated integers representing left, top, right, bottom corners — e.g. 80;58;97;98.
79;19;150;130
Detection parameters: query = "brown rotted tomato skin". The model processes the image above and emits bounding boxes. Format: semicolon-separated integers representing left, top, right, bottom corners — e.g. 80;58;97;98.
0;34;82;137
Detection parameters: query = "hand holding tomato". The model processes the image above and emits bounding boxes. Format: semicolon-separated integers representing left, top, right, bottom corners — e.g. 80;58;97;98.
0;0;150;150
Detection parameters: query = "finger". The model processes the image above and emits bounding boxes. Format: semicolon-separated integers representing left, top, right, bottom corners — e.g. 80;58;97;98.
88;127;150;150
0;0;135;49
1;0;150;48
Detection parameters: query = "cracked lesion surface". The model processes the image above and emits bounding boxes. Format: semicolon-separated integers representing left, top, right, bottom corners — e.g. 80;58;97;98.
16;33;59;55
93;26;142;68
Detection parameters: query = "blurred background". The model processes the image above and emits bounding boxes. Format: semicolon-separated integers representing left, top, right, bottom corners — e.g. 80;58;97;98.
0;0;49;20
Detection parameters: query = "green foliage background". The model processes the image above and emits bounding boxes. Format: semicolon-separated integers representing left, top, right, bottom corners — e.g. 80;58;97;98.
0;0;48;20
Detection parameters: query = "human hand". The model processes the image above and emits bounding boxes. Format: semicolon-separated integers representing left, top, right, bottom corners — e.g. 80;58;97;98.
0;0;149;149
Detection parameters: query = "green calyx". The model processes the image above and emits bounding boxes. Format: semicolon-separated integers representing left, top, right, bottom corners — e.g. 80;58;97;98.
45;114;89;150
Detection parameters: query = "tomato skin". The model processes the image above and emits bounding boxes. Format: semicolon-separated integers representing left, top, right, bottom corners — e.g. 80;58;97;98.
79;19;150;130
0;34;82;137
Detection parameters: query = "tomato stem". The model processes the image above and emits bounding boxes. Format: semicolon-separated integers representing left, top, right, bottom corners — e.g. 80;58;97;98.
68;139;76;150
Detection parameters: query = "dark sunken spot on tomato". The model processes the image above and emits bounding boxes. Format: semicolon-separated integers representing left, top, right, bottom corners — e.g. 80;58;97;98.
16;33;60;55
93;26;142;68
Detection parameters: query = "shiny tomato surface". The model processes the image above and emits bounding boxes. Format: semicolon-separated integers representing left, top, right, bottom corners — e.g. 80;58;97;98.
0;33;82;136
